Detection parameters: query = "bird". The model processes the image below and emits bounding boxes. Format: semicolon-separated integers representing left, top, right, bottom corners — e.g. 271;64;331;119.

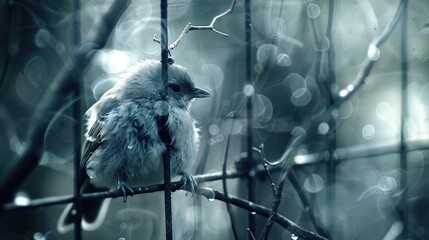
57;59;210;233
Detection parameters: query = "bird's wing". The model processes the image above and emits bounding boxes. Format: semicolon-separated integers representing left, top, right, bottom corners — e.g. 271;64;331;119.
81;118;104;168
81;97;119;168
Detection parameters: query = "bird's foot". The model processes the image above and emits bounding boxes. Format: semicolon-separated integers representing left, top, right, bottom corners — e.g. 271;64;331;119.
117;180;134;203
180;172;198;196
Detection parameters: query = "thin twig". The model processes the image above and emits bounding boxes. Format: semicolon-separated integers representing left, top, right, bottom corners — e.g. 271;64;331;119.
287;170;329;237
0;0;131;206
259;134;305;240
253;144;276;196
222;117;240;240
209;188;328;240
168;0;236;50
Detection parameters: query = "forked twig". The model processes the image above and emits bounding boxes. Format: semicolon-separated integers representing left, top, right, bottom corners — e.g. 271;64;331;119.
259;134;306;240
154;0;236;50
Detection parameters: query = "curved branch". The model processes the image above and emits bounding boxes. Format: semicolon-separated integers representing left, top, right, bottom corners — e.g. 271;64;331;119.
0;0;131;206
335;0;407;103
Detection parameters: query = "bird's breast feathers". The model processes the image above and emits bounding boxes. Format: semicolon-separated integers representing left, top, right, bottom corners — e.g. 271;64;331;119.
85;99;199;188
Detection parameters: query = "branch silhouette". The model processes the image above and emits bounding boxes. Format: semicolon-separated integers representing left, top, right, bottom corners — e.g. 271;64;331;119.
2;168;327;240
0;0;131;205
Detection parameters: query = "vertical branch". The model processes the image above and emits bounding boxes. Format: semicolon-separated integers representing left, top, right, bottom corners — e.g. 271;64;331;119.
72;0;82;239
0;0;130;206
223;118;240;239
159;1;173;240
399;0;409;238
244;0;255;238
326;0;337;238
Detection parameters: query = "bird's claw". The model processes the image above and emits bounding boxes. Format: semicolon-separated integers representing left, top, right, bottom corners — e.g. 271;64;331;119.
118;180;134;203
180;172;198;196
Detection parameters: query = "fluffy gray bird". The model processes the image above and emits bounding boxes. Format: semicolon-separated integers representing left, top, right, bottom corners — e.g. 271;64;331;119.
58;59;210;232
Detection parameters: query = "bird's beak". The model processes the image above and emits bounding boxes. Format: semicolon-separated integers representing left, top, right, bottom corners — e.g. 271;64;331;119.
190;87;211;98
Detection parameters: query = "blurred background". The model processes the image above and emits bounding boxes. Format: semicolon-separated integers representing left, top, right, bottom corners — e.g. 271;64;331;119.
1;0;429;239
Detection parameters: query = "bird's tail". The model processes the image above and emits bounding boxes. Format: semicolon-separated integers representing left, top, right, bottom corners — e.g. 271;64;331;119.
57;181;111;233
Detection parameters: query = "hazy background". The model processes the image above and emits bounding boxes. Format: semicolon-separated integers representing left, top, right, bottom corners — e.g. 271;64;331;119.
1;0;429;239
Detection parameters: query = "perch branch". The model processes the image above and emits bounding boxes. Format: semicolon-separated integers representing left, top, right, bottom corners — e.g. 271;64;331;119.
0;0;131;206
168;0;236;50
2;181;326;240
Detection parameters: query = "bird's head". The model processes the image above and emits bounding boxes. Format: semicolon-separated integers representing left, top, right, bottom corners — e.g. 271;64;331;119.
117;59;210;109
167;62;211;109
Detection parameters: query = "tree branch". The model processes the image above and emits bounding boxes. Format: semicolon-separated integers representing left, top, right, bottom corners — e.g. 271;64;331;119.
2;179;327;240
260;134;307;240
335;0;407;104
0;0;131;206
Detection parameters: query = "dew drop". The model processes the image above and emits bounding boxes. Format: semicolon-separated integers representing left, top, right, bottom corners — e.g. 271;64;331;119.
209;124;220;135
367;44;380;61
307;3;320;19
291;88;312;106
277;53;292;66
14;191;31;206
244;84;255;97
362;124;376;139
378;176;397;192
318;122;329;135
303;174;324;193
33;232;45;240
291;233;299;240
201;187;216;202
35;29;51;48
339;89;348;97
127;144;133;150
250;211;256;215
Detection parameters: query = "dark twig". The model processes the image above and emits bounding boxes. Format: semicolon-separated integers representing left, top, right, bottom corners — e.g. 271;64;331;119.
6;183;325;240
222;118;240;239
167;0;236;50
247;228;256;240
244;0;255;237
158;1;173;240
209;188;328;240
287;171;329;237
72;0;82;238
253;144;276;196
399;0;409;238
0;0;131;206
259;134;305;240
2;183;327;240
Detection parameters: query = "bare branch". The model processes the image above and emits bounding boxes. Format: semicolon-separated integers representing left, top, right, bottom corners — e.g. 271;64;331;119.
222;118;240;239
335;0;407;104
259;134;306;240
168;0;236;50
0;0;131;206
2;171;327;240
208;188;328;240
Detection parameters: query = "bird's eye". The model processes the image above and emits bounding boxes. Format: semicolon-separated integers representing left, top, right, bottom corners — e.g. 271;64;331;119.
169;83;181;93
